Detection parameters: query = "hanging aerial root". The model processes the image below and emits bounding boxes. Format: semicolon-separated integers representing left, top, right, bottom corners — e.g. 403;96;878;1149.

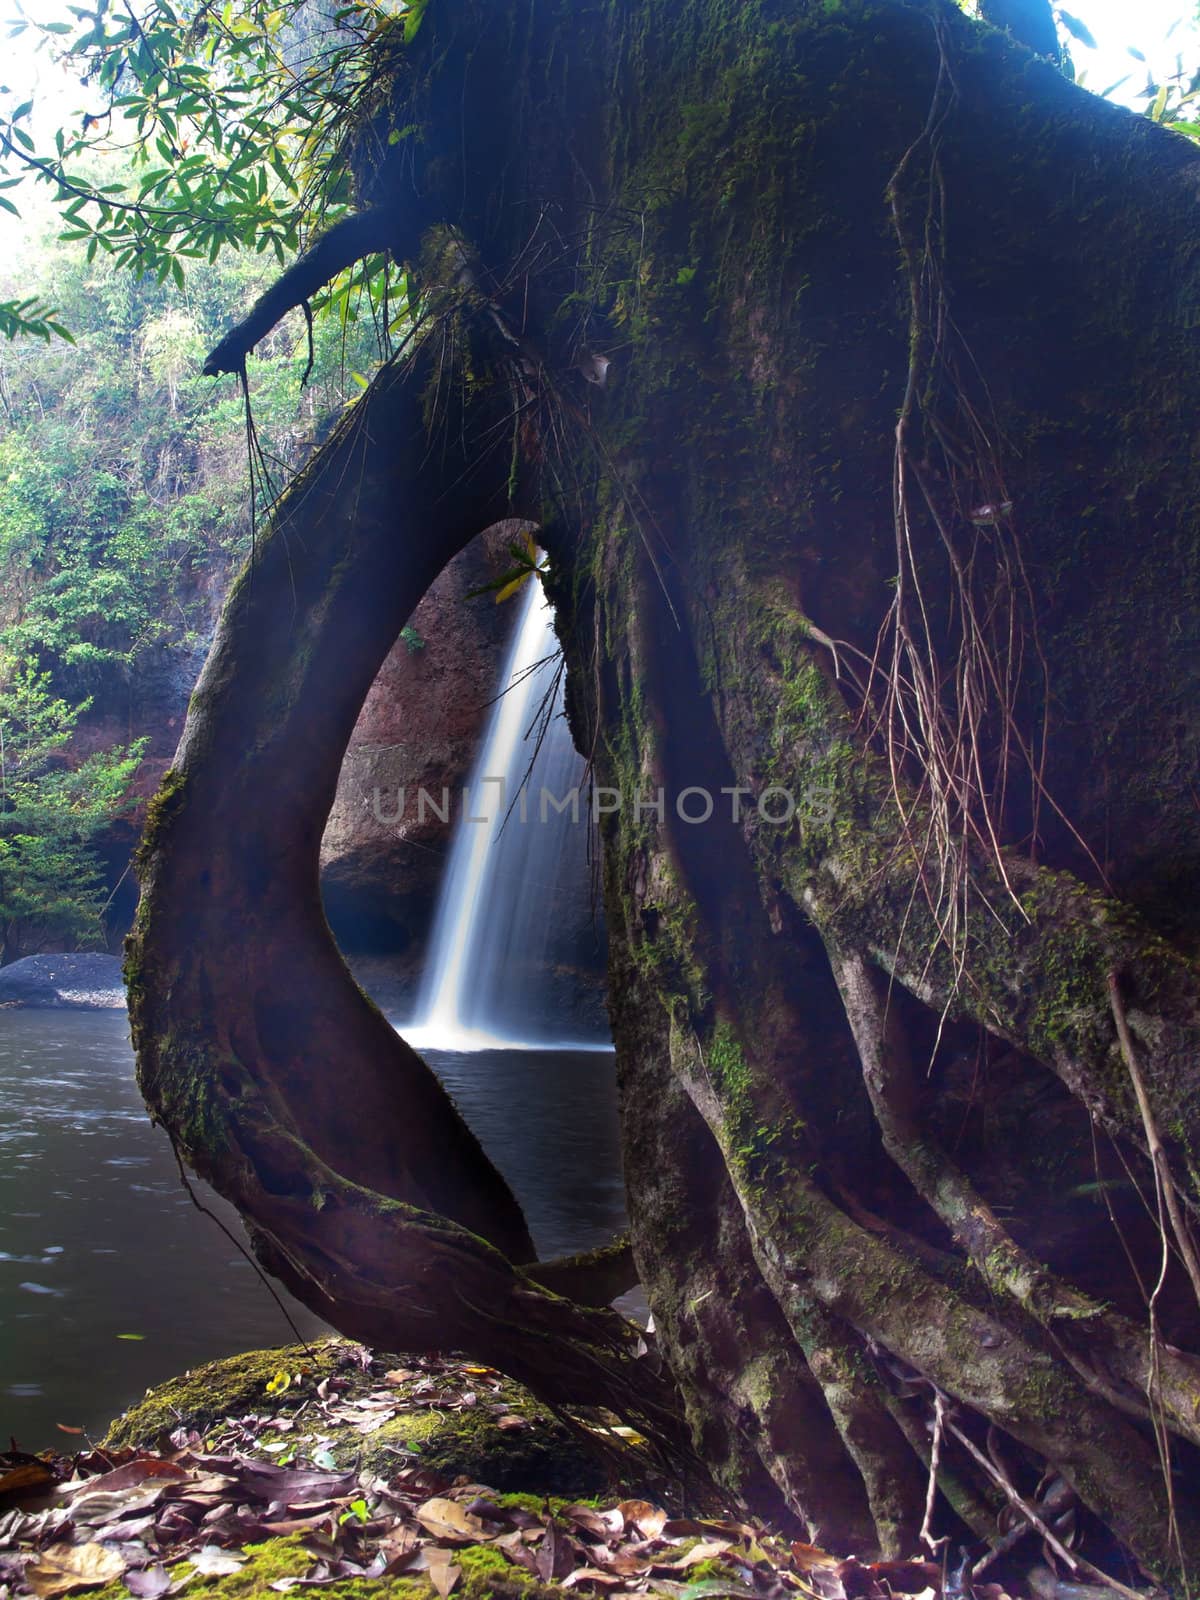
742;589;1200;1217
1109;970;1200;1312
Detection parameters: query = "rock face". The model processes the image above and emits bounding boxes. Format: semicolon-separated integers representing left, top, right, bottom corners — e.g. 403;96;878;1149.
0;952;126;1008
77;526;607;1030
319;534;515;960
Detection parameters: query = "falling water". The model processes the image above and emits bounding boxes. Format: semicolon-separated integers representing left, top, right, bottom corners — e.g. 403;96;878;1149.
403;582;609;1052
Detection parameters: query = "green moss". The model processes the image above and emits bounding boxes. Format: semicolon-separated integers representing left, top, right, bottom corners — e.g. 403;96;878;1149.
456;1543;565;1600
93;1535;437;1600
132;765;188;874
682;1557;742;1583
91;1536;576;1600
104;1341;348;1451
105;1342;607;1497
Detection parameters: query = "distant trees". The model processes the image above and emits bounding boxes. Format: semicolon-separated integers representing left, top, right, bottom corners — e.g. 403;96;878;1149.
0;657;142;963
0;189;386;952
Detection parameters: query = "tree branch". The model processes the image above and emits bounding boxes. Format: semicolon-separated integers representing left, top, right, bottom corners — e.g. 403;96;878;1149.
202;205;402;376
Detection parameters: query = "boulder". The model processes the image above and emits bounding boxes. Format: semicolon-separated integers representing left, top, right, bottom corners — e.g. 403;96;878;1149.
0;952;126;1009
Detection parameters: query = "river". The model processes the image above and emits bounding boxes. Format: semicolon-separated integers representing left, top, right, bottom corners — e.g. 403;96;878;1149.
0;1009;625;1451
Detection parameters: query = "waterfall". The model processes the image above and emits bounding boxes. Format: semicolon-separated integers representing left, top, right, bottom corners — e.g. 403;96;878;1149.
403;582;609;1052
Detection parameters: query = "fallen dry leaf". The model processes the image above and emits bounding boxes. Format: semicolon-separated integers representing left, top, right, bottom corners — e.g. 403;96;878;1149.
25;1541;126;1598
186;1547;248;1578
661;1540;733;1570
562;1568;627;1590
535;1521;579;1584
123;1566;172;1598
0;1463;55;1502
414;1498;489;1544
425;1546;461;1598
62;1460;189;1499
837;1558;941;1598
618;1501;667;1540
561;1505;616;1541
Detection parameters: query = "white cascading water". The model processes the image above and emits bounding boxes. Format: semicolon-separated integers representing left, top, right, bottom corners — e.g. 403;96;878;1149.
403;581;608;1052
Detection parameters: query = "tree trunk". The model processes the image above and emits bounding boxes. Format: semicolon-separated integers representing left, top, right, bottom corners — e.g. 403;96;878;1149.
133;0;1200;1583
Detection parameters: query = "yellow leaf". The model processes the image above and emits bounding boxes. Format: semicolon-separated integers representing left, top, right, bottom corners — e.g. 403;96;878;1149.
522;530;539;564
495;571;532;605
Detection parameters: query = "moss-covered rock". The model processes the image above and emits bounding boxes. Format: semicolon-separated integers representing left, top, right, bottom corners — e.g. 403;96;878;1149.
103;1342;347;1451
104;1341;609;1496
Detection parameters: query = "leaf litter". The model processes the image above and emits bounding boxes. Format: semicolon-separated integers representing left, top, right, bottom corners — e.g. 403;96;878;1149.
0;1348;956;1600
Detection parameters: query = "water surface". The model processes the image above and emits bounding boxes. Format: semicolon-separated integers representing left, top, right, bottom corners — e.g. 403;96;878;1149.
0;1011;627;1449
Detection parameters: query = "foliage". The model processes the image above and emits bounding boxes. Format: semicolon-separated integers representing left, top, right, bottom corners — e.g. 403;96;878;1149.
0;655;144;963
467;533;550;606
0;296;74;344
1054;8;1200;137
0;172;388;947
0;0;423;341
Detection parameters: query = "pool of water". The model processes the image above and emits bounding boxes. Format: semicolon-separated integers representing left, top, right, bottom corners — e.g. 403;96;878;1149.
0;1010;628;1450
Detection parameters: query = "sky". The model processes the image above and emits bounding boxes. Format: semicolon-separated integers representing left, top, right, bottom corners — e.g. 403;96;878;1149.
1065;0;1199;104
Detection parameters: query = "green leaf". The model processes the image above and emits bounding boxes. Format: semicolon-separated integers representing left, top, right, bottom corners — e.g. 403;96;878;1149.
403;0;430;43
1057;11;1096;48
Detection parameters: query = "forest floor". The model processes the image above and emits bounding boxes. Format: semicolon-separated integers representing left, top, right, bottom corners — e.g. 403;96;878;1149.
0;1339;945;1600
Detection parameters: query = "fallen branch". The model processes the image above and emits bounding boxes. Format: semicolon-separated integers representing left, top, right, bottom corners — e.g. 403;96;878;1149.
920;1391;948;1557
945;1417;1147;1600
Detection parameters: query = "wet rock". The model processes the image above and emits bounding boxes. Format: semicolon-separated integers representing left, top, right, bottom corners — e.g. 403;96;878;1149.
0;953;126;1009
319;536;515;958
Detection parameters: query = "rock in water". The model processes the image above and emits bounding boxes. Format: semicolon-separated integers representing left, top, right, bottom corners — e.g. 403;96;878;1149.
0;952;127;1009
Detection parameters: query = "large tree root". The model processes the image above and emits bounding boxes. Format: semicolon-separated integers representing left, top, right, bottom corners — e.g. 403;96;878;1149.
831;947;1200;1448
610;943;885;1552
125;346;693;1460
573;543;1200;1586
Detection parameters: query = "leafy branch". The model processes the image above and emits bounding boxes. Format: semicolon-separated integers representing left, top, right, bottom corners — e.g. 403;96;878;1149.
467;532;550;605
